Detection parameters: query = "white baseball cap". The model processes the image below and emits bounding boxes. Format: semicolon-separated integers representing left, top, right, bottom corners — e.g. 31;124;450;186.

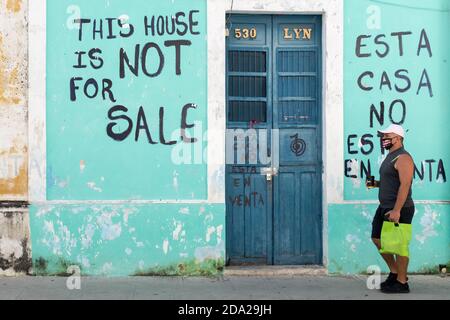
378;124;405;138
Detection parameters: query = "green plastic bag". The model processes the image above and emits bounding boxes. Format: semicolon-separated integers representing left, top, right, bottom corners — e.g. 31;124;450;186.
379;222;412;257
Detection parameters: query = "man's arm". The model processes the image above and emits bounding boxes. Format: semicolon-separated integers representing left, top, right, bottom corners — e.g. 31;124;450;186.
388;154;414;222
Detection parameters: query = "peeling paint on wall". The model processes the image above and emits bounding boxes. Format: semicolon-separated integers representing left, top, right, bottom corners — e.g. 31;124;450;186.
0;210;31;275
345;234;362;253
195;243;224;263
329;204;450;274
0;149;27;196
0;1;27;105
0;237;23;260
0;0;29;275
29;204;225;276
6;0;22;13
0;0;28;200
415;205;440;244
172;223;183;241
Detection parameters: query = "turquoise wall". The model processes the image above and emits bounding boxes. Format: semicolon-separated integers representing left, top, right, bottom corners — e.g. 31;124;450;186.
335;0;450;274
46;0;208;200
30;204;225;276
344;0;450;200
30;0;225;276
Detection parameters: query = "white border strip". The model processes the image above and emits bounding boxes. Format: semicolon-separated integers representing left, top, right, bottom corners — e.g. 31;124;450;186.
28;0;47;202
206;0;227;203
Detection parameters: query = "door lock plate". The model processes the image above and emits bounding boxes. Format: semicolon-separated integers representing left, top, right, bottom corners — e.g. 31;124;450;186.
261;167;278;181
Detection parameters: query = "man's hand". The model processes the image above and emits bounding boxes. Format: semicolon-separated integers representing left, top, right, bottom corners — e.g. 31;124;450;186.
386;210;401;223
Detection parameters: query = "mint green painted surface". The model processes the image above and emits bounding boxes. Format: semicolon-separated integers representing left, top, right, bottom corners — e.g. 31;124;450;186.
29;204;225;276
344;0;450;200
46;0;208;200
328;204;450;274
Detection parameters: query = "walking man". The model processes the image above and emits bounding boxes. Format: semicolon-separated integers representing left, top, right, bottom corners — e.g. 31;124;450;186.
368;124;415;293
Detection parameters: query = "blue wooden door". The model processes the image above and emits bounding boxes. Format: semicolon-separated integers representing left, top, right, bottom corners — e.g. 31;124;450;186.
226;15;322;265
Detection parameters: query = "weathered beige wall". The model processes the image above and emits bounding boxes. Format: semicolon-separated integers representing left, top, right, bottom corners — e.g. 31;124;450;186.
0;206;31;275
0;0;31;275
0;0;28;201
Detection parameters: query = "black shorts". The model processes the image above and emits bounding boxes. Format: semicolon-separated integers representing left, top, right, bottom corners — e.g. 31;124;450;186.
371;206;415;239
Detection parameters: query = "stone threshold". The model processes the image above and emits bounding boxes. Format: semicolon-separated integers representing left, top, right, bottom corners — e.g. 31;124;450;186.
224;265;327;277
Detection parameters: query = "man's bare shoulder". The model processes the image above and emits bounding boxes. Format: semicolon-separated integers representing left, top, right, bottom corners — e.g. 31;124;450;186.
395;153;414;169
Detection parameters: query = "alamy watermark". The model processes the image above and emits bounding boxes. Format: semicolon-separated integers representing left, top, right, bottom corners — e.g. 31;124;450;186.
66;265;81;290
366;265;381;290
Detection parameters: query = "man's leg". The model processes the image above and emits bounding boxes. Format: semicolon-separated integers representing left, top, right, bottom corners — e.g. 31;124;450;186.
395;207;414;284
396;255;409;283
372;238;398;273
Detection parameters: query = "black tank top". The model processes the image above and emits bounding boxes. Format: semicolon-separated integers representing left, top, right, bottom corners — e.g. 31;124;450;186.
378;147;414;208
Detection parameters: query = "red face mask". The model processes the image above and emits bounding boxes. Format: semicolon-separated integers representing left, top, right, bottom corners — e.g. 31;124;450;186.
381;137;394;150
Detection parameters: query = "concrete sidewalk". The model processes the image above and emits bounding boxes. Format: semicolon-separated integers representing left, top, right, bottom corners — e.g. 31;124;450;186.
0;275;449;300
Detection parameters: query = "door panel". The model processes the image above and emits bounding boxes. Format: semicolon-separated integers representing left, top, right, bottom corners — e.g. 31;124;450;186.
226;15;272;130
273;15;322;265
226;15;272;265
245;173;269;260
279;128;319;165
299;169;322;259
274;167;322;264
226;168;271;265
